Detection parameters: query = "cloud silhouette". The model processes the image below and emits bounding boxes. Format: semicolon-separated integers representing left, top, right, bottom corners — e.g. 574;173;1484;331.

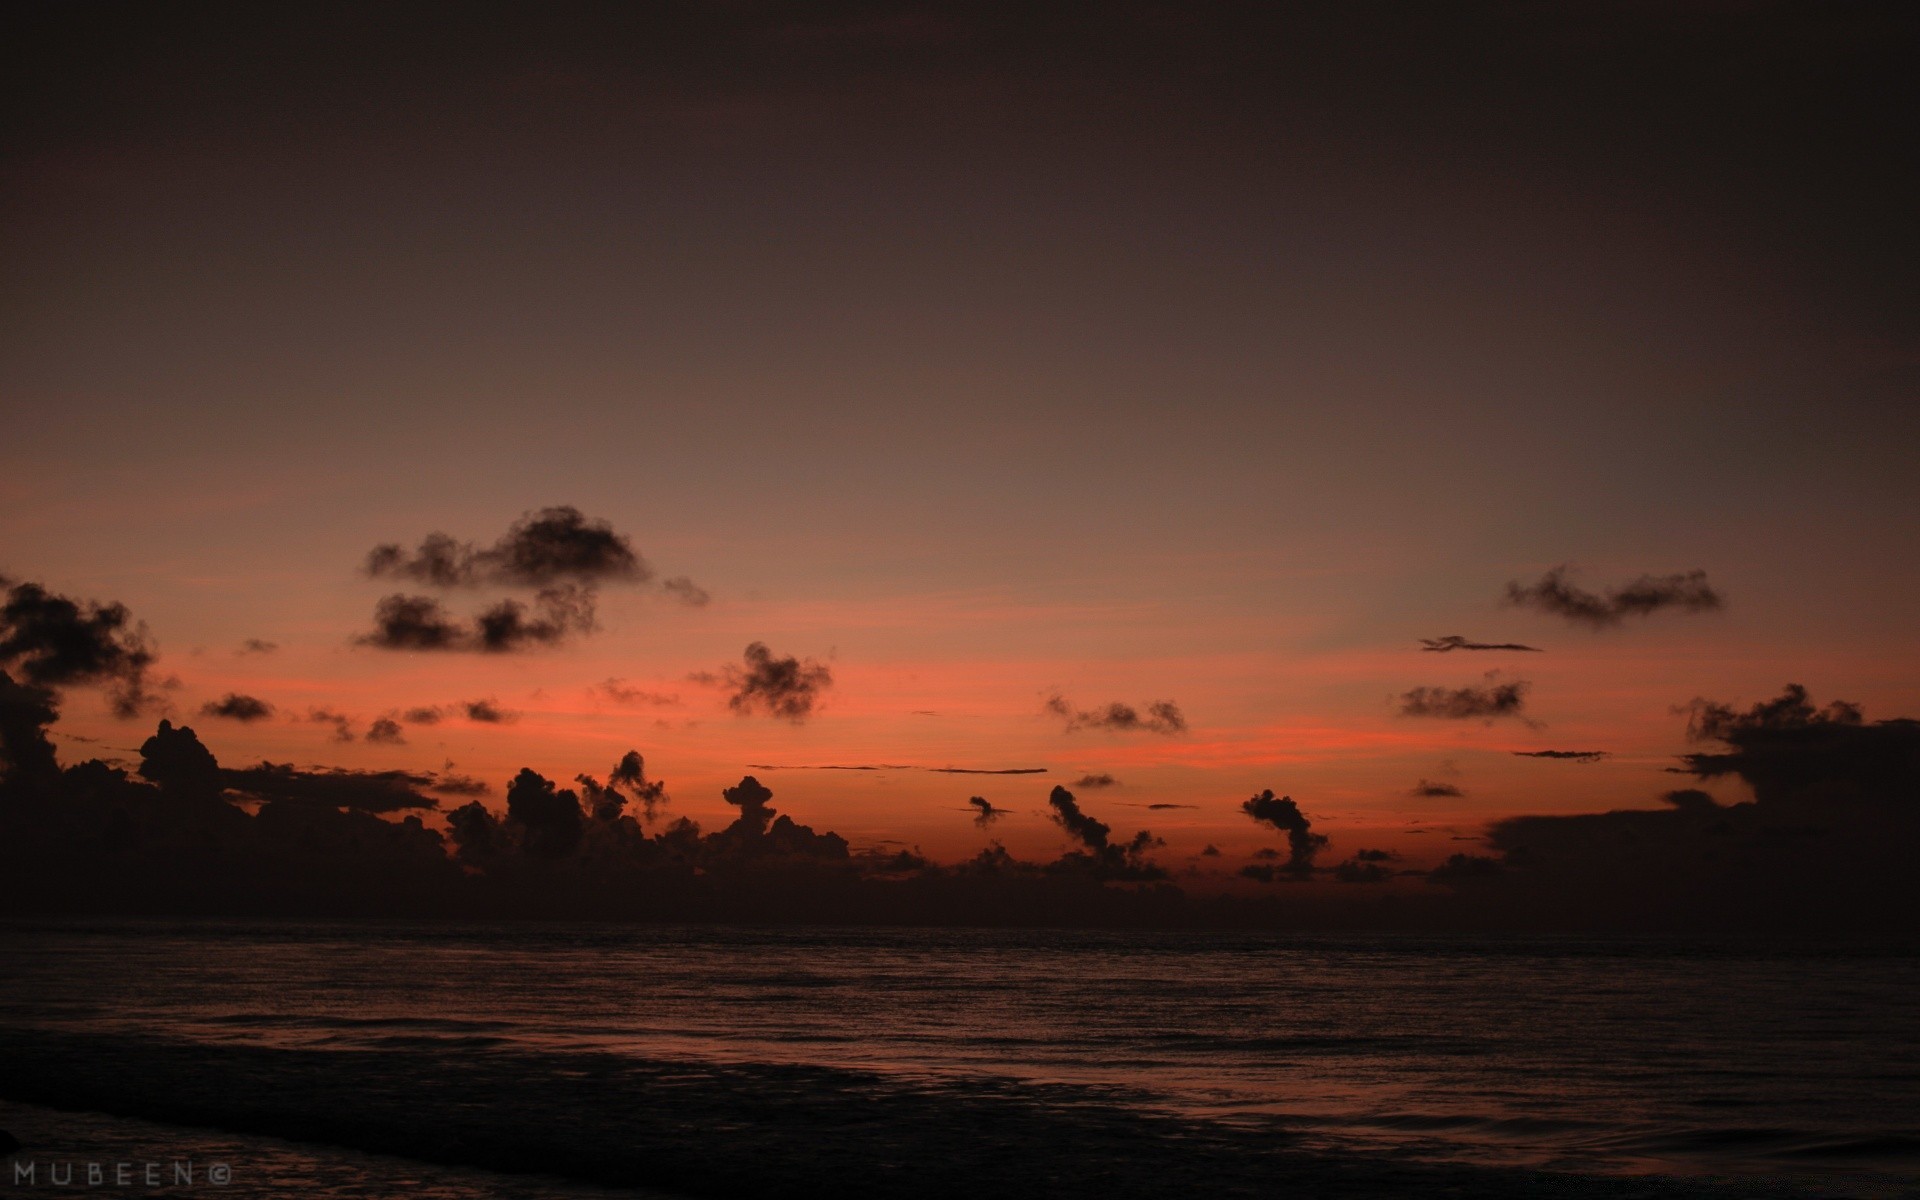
1420;635;1541;653
1410;779;1463;797
661;576;711;607
1048;785;1111;849
1512;749;1609;762
307;707;355;742
359;595;468;651
366;717;406;745
236;639;278;656
366;507;650;589
428;767;490;797
199;693;274;723
1398;677;1529;721
1045;695;1186;735
720;643;832;722
597;679;680;707
967;796;1005;827
1069;773;1119;788
0;578;160;718
474;585;597;651
361;588;596;653
1240;790;1328;880
462;698;519;724
1505;565;1723;628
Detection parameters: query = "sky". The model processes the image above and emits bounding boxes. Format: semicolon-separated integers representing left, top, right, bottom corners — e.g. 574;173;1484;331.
2;3;1916;904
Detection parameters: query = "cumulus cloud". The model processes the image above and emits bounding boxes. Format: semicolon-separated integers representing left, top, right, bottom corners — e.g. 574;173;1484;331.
429;772;490;796
200;693;275;723
597;679;680;707
1410;779;1463;797
661;576;711;607
366;507;650;589
1420;635;1541;653
474;585;597;651
1048;785;1112;849
1512;749;1609;762
1240;790;1328;880
307;707;355;742
720;642;832;722
359;595;469;651
1069;773;1119;789
1044;784;1165;881
462;698;519;724
1678;683;1920;808
402;707;445;725
576;750;669;822
1427;853;1504;885
967;796;1005;827
1045;695;1186;735
1398;676;1529;721
1505;565;1723;628
361;587;597;653
0;579;161;717
365;717;406;745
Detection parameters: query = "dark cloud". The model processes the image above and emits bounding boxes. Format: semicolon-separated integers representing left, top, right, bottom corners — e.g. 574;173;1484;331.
720;642;832;722
1045;695;1186;735
1042;784;1166;881
0;579;160;718
199;693;275;723
1333;848;1399;883
1142;803;1196;810
236;639;278;656
1199;844;1221;857
1427;853;1505;885
1047;785;1111;850
402;707;444;725
1505;565;1723;628
1512;749;1609;763
928;766;1046;775
0;671;60;785
474;585;597;652
1420;636;1541;653
366;507;650;589
307;707;355;742
967;796;1005;827
661;576;711;607
1678;684;1920;809
577;750;669;823
597;679;680;707
220;761;439;813
429;772;490;797
1069;773;1119;789
1332;859;1391;884
1410;779;1463;798
462;698;519;724
1398;677;1529;721
1240;790;1328;880
361;588;596;653
1662;788;1720;812
366;717;406;745
504;767;585;858
359;595;468;651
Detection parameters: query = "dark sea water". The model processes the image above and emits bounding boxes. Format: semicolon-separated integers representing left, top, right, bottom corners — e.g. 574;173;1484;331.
1;920;1916;1198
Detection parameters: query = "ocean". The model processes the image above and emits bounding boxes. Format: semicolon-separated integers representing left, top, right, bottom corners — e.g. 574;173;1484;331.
1;920;1915;1198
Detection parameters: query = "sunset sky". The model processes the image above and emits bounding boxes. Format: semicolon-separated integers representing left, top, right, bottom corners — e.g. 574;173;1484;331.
4;4;1915;881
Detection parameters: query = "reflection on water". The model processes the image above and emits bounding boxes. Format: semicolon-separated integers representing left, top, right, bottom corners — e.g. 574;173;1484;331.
2;920;1916;1186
